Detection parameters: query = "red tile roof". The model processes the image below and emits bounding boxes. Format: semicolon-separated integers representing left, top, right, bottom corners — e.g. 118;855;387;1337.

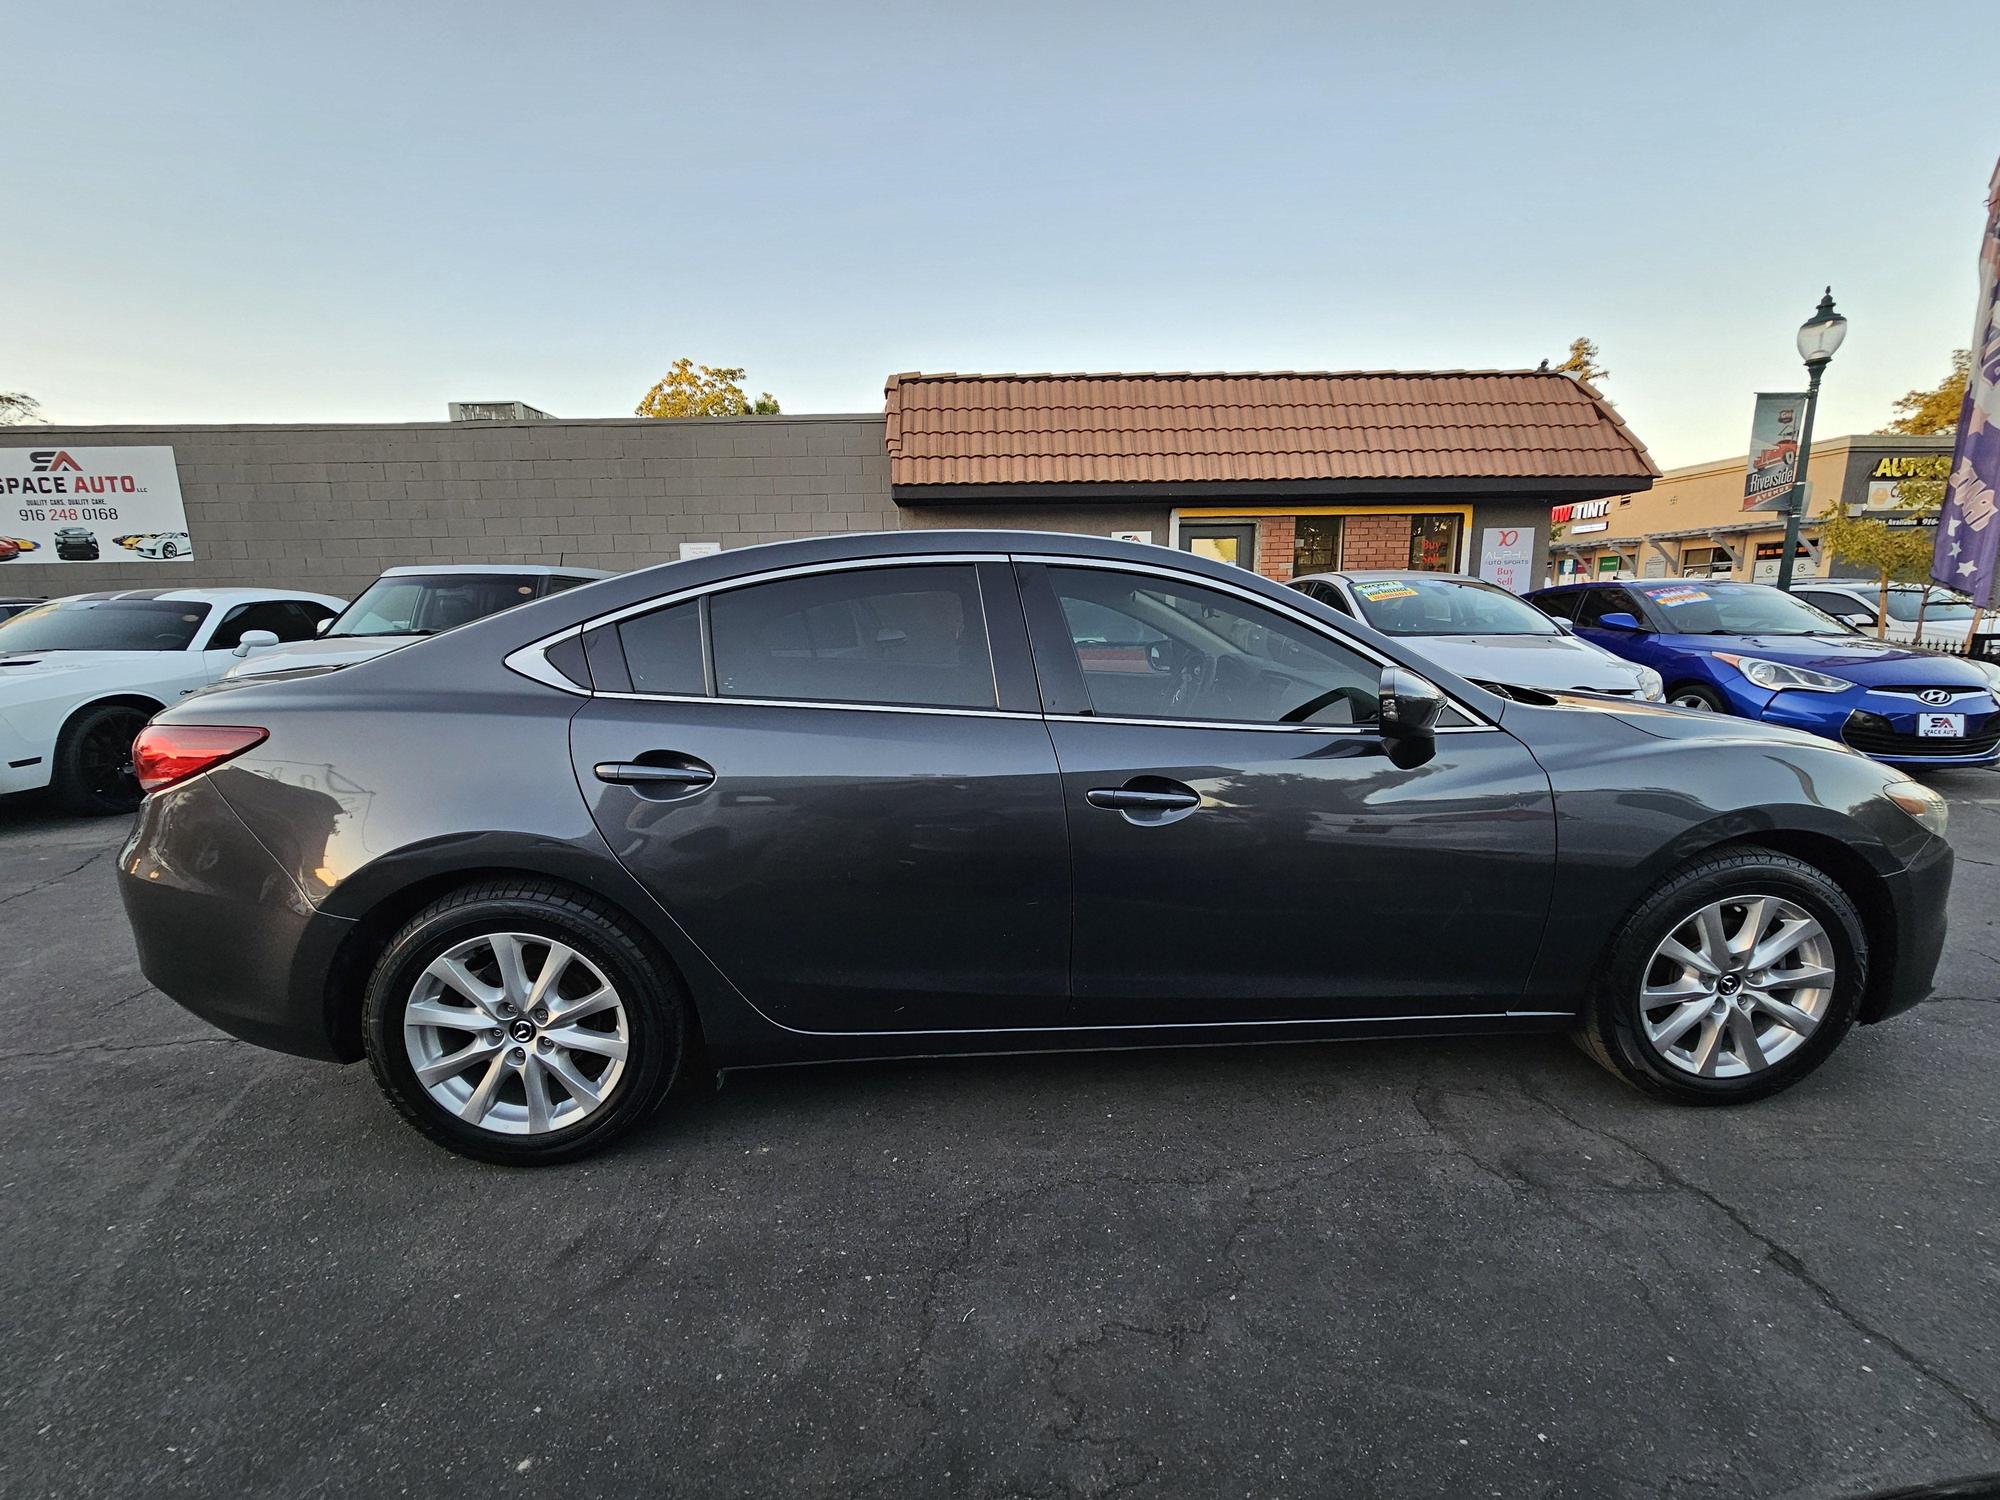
882;370;1659;488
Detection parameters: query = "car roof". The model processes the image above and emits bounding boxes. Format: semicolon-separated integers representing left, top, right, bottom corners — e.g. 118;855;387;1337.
46;587;348;606
376;563;613;579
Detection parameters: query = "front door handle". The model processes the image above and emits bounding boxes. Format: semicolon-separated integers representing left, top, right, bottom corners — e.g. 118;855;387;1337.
1085;778;1202;826
1085;787;1199;811
594;759;715;792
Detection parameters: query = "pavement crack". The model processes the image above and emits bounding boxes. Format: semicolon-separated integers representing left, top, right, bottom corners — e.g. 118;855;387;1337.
1523;1083;2000;1440
0;1035;233;1065
0;845;112;907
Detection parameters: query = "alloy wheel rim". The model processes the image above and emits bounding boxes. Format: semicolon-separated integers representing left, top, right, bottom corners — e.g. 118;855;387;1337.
1669;692;1713;711
1638;894;1834;1079
403;932;629;1136
80;711;147;796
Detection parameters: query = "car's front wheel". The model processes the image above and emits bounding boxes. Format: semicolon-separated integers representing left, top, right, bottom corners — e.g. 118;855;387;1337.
362;881;686;1164
1665;682;1728;712
1577;849;1867;1103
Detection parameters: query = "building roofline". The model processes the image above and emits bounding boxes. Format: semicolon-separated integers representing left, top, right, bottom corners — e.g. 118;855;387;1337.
0;413;885;437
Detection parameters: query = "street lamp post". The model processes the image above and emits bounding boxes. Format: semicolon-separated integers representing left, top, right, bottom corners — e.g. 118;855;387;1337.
1777;287;1849;591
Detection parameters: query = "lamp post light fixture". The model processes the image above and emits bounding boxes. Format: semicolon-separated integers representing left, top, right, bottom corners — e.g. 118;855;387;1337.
1777;287;1848;591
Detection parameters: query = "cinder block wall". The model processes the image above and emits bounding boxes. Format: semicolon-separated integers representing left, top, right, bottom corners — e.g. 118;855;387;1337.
0;415;897;602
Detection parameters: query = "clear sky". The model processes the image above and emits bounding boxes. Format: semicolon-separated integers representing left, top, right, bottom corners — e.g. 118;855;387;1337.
5;0;1992;468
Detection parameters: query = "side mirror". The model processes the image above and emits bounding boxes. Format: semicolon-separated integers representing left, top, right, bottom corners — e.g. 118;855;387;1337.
314;616;334;636
232;629;281;658
1551;618;1575;634
1597;611;1643;632
1378;666;1445;739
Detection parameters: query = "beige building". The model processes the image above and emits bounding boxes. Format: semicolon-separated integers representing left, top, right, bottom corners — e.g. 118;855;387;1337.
1549;432;1952;585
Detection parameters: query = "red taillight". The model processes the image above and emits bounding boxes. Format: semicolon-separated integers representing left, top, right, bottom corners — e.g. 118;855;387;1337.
132;725;268;794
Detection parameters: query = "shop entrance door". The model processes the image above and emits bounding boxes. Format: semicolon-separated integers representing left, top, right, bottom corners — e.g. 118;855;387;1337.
1179;523;1257;570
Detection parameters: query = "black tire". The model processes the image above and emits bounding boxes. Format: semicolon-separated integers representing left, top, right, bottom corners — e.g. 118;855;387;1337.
1665;682;1728;713
160;541;177;558
1576;849;1867;1105
362;880;686;1165
52;702;151;815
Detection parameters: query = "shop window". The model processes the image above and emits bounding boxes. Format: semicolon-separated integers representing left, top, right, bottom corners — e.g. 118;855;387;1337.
1680;546;1732;579
1409;515;1462;572
1293;517;1342;575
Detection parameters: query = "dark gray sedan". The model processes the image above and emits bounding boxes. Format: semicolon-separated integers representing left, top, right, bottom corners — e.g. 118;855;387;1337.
119;532;1954;1165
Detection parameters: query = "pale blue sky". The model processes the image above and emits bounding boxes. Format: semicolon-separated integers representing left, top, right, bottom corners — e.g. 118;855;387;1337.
5;1;1992;467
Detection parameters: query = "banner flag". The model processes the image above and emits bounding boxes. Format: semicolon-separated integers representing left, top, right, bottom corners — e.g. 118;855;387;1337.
1932;156;2000;608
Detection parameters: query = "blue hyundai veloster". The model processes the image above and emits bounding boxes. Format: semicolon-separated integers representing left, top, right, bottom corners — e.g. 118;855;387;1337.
1528;579;2000;768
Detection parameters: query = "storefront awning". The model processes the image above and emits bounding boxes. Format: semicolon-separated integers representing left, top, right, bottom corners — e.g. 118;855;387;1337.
883;369;1659;501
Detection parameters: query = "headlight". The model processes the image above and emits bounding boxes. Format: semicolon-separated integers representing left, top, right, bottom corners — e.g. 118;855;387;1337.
1971;656;2000;693
1633;665;1665;701
1883;778;1948;838
1714;653;1853;693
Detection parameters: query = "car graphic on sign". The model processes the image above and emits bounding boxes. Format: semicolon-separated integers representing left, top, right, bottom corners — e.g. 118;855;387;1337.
1751;437;1798;473
135;532;194;560
53;526;100;561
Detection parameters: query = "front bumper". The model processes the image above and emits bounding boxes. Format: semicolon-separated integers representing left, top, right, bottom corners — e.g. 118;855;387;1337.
1727;679;2000;768
118;774;354;1060
1865;830;1954;1023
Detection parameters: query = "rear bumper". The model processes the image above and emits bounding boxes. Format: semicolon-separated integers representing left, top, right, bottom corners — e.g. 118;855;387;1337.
1864;832;1954;1023
118;775;354;1061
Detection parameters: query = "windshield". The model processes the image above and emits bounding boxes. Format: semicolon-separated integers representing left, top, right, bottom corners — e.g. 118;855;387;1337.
1345;576;1559;636
1884;586;1976;623
0;598;211;652
1635;582;1854;636
327;574;541;638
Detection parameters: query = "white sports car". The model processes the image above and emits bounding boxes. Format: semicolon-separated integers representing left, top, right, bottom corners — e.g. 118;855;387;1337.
0;587;344;813
136;531;195;560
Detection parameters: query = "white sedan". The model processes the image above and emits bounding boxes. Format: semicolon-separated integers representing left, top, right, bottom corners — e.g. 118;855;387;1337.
0;587;344;813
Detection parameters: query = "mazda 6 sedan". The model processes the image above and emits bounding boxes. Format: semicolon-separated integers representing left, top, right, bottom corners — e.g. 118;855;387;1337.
118;532;1954;1165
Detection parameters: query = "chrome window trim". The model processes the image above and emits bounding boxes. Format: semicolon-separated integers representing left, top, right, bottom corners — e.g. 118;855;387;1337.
593;690;1040;722
505;547;1498;731
503;627;589;696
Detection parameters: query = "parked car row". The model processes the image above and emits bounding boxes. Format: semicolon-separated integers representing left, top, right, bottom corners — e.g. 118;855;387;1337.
0;564;607;813
1528;578;2000;768
112;531;1957;1164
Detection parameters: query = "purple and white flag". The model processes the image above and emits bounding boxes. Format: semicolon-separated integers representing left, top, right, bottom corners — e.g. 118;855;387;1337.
1933;156;2000;608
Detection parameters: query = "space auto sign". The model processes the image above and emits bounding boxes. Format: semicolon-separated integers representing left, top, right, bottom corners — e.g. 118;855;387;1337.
0;446;193;563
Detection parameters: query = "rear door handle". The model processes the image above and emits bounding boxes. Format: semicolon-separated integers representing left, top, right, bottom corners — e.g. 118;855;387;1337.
1085;787;1199;811
594;760;715;791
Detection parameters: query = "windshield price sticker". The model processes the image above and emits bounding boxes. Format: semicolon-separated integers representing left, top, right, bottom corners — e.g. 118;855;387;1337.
1646;586;1711;607
1353;581;1420;601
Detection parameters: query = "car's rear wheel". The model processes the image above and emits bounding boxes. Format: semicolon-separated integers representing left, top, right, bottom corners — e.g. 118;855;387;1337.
52;702;150;815
1577;849;1866;1104
362;881;685;1165
1666;682;1728;712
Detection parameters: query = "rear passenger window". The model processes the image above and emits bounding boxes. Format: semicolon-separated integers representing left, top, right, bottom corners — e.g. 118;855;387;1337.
708;566;995;709
618;602;704;695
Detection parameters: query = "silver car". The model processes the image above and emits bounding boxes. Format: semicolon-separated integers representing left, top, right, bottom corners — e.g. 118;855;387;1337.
1291;570;1664;701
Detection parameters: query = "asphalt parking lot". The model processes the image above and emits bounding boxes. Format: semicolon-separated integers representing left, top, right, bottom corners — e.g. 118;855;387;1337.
2;773;1998;1500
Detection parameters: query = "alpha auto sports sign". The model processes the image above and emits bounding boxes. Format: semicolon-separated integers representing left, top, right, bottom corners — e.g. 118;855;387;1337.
0;446;193;563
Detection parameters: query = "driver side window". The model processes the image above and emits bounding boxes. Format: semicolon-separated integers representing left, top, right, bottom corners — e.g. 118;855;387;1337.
1045;568;1380;725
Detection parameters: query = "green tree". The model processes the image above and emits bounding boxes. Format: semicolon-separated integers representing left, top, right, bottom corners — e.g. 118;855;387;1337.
1817;475;1946;637
0;391;42;425
1886;350;1969;435
635;360;780;419
1550;337;1608;385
